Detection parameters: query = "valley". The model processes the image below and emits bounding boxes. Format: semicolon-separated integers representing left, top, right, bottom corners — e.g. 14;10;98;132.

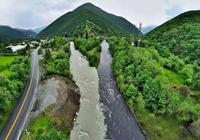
0;2;200;140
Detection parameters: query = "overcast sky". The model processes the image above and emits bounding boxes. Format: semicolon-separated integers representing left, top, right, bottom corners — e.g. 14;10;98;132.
0;0;200;29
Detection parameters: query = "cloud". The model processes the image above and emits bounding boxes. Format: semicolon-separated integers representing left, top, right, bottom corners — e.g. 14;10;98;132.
0;0;79;29
165;0;200;18
80;0;167;26
0;0;200;29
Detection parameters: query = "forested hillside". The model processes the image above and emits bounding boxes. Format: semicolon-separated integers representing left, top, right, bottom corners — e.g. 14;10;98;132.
38;3;141;38
0;26;27;41
15;28;37;38
0;26;36;42
146;10;200;64
108;36;200;139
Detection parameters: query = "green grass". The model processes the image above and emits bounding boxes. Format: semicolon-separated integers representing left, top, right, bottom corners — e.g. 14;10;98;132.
0;56;19;75
0;56;16;66
1;69;11;75
132;107;195;140
21;112;70;140
21;113;51;140
157;68;183;86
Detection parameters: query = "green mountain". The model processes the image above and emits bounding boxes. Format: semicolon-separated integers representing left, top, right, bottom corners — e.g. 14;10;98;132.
146;10;200;63
38;3;140;38
15;28;37;37
0;25;37;42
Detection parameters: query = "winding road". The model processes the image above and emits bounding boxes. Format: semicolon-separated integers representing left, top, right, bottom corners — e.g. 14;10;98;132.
0;49;39;140
98;41;146;140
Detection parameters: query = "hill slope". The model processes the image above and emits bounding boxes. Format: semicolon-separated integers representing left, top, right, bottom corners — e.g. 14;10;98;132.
38;3;140;38
15;28;37;37
0;26;27;41
146;10;200;63
0;26;37;42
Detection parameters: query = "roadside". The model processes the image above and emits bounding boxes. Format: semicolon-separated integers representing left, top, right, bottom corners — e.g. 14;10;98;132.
21;75;80;140
21;38;80;140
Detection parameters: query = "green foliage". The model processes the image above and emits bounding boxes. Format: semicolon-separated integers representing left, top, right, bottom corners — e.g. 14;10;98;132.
41;37;71;78
136;93;145;111
163;55;184;72
108;36;200;139
69;20;104;38
146;11;200;64
38;3;140;38
35;129;69;140
74;37;101;67
0;26;26;41
143;79;169;114
0;25;36;42
180;64;194;85
0;56;30;129
21;114;69;140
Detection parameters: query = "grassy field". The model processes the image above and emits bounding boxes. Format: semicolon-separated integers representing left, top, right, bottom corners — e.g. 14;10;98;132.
133;107;195;140
21;114;51;140
0;56;16;66
0;56;18;75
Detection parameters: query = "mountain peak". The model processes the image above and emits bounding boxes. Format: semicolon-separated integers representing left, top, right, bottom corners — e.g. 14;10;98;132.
80;2;95;7
38;3;140;38
76;2;99;11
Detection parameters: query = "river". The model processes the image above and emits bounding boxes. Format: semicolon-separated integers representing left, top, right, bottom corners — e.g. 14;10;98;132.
98;40;146;140
70;42;107;140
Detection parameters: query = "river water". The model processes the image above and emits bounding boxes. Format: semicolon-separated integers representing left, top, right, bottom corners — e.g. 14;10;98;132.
98;41;146;140
70;42;107;140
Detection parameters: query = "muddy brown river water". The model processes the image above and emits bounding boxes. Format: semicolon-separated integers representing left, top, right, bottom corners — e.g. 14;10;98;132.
70;42;107;140
70;40;145;140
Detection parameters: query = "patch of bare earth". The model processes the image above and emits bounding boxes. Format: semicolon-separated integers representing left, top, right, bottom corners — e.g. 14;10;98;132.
48;75;80;130
35;75;80;131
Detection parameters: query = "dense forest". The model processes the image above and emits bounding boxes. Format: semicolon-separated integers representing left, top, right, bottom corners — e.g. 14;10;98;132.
38;3;140;38
74;37;102;67
40;37;71;79
108;36;200;139
146;11;200;64
0;56;30;130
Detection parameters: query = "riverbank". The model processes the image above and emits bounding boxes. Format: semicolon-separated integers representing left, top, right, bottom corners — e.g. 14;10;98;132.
21;75;80;139
98;40;146;140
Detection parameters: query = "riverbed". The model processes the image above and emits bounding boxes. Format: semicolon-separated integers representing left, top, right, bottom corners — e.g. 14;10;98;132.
98;40;146;140
70;42;107;140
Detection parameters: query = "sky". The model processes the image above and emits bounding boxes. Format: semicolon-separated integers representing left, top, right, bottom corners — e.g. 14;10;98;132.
0;0;200;29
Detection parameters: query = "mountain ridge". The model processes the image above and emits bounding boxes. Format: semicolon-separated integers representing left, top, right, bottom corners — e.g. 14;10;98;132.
145;10;200;63
38;3;141;38
0;25;37;42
